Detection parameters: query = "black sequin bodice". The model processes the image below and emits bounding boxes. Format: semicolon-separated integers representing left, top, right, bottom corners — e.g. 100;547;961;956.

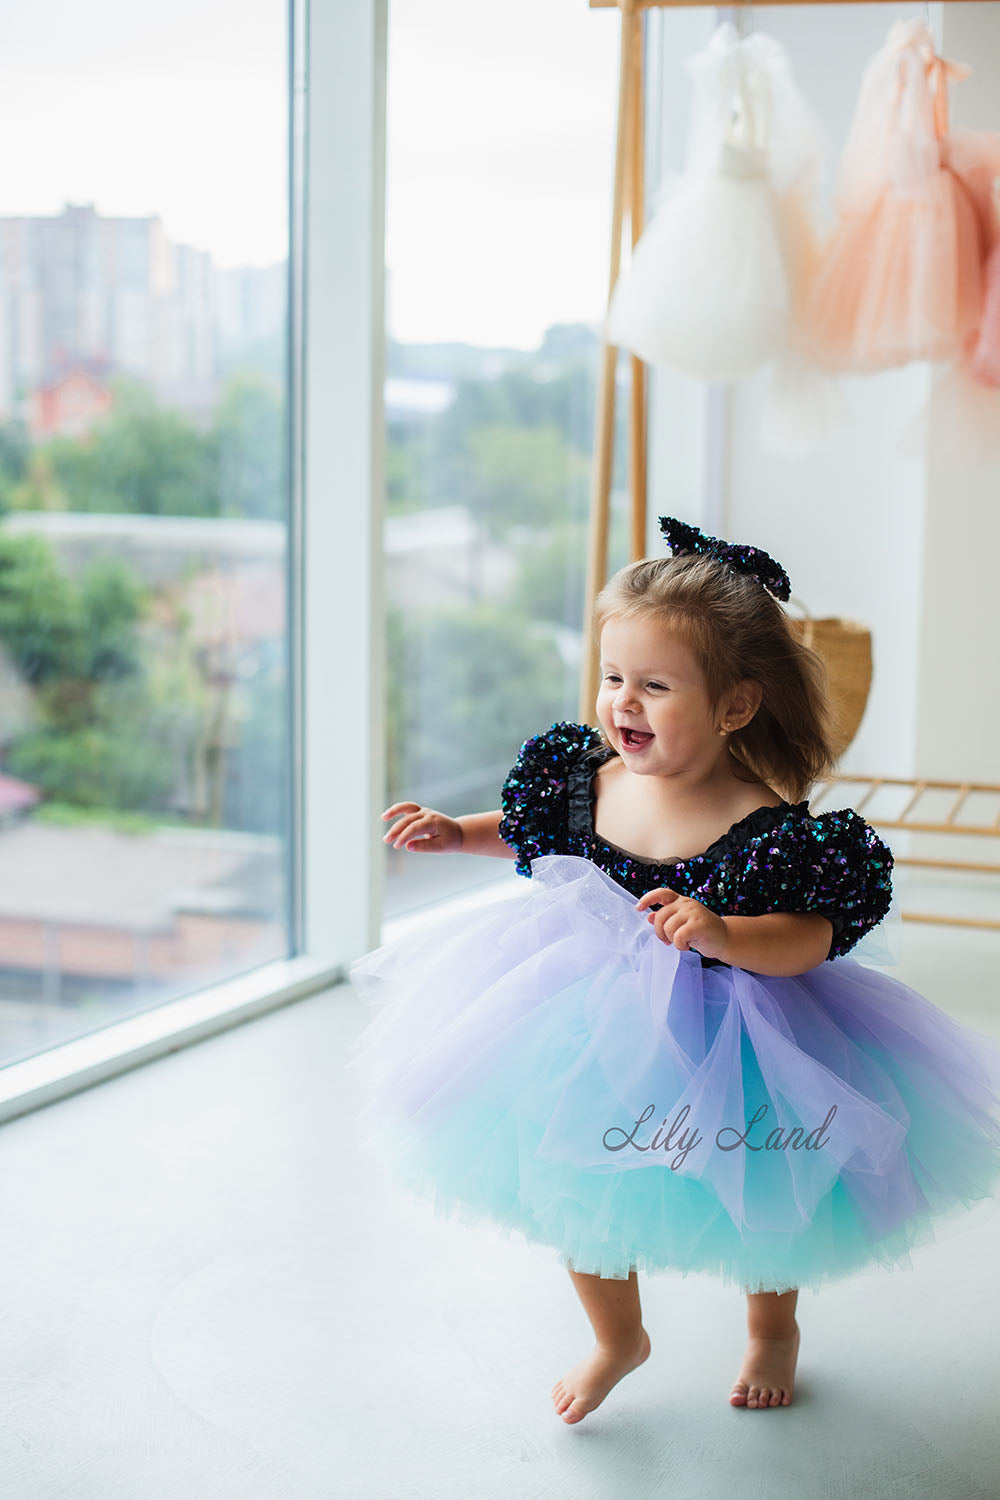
498;721;894;963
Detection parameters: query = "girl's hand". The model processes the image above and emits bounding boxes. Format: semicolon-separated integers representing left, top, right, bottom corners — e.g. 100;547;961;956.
635;886;730;960
381;802;464;854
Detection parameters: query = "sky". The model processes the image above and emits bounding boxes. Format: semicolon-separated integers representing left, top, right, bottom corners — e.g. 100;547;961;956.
0;0;288;270
0;0;620;349
385;0;620;348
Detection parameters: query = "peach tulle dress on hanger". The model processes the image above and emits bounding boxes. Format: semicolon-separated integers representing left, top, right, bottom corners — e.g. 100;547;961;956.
967;248;1000;387
900;153;1000;463
967;183;1000;389
802;21;996;373
605;23;827;383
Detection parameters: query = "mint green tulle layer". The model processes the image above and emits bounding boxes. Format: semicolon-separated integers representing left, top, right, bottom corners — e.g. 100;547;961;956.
355;1012;1000;1296
348;858;1000;1295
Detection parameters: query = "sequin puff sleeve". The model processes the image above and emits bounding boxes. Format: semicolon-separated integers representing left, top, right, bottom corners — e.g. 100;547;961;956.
498;720;604;877
726;807;894;961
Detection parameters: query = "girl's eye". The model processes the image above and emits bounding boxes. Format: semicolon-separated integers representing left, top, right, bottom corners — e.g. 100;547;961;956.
602;674;667;691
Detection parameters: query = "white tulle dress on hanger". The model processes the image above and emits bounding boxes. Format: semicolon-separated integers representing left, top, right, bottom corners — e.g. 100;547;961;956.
605;23;827;383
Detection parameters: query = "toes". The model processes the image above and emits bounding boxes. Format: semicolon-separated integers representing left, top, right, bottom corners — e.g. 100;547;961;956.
563;1400;588;1424
734;1382;794;1409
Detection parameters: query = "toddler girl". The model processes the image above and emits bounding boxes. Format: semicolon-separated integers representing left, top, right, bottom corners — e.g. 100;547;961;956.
348;516;1000;1423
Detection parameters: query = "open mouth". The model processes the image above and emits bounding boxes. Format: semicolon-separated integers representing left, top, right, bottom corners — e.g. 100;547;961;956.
620;727;655;748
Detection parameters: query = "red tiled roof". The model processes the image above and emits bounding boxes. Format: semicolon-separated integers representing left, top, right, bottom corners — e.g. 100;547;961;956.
0;773;41;813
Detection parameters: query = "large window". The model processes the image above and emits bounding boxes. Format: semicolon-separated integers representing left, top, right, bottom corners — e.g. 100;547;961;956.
383;0;632;915
0;1;292;1067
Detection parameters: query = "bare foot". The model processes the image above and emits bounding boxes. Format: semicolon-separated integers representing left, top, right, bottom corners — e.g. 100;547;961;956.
551;1328;651;1424
729;1321;799;1409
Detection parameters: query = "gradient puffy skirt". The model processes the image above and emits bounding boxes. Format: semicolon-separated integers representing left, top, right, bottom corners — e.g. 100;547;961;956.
346;855;1000;1294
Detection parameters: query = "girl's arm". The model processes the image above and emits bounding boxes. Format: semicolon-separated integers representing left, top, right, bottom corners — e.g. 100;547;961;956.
636;886;835;976
718;912;834;976
382;803;515;859
457;809;517;859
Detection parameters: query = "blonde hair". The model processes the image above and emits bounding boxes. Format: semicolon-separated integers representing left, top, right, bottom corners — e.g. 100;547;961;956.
593;553;838;802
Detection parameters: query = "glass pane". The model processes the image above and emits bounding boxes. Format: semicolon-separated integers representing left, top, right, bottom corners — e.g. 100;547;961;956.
384;0;631;917
0;0;292;1066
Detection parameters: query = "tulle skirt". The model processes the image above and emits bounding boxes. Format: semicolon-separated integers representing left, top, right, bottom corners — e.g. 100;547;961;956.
347;855;1000;1294
801;168;984;371
605;160;802;381
968;240;1000;388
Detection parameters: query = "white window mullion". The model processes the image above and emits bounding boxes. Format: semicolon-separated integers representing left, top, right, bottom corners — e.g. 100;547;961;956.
301;0;388;966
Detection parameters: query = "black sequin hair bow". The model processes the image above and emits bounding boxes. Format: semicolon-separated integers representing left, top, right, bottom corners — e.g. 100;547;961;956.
658;517;791;602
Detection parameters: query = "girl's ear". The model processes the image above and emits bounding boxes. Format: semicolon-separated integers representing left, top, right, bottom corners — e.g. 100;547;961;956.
726;678;763;729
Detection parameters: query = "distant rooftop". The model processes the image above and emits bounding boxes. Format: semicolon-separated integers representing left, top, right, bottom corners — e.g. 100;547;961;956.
384;376;454;415
0;773;41;816
0;821;281;929
384;505;475;551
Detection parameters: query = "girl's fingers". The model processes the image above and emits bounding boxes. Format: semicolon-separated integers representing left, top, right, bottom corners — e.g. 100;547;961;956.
382;802;422;819
636;887;677;910
383;816;419;844
388;815;438;848
648;909;688;947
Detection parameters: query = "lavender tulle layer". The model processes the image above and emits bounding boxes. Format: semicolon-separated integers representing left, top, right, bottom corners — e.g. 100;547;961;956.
346;855;1000;1294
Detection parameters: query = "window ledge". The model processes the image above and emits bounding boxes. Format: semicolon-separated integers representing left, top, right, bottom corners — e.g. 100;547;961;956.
0;955;342;1125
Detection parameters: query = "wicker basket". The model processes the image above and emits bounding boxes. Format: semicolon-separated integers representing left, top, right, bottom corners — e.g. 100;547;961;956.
785;595;872;761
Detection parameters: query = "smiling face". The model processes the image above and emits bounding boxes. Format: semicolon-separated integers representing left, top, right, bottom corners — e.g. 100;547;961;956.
596;612;729;780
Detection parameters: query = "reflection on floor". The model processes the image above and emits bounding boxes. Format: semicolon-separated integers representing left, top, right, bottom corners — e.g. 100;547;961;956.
0;915;997;1499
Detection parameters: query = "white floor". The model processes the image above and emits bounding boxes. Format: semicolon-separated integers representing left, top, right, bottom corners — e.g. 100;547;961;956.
0;914;998;1499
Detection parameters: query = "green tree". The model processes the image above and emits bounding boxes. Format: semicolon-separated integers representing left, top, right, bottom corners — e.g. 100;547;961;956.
23;448;72;511
0;536;145;689
435;359;595;450
38;376;217;516
456;423;589;542
386;600;573;811
0;417;30;509
14;372;287;521
222;669;289;835
511;519;590;629
386;425;432;515
0;531;177;810
0;532;89;685
7;684;176;811
79;557;148;683
212;372;285;520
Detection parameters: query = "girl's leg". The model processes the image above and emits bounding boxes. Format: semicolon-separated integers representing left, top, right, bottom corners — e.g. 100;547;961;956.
552;1265;652;1424
730;1287;800;1409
